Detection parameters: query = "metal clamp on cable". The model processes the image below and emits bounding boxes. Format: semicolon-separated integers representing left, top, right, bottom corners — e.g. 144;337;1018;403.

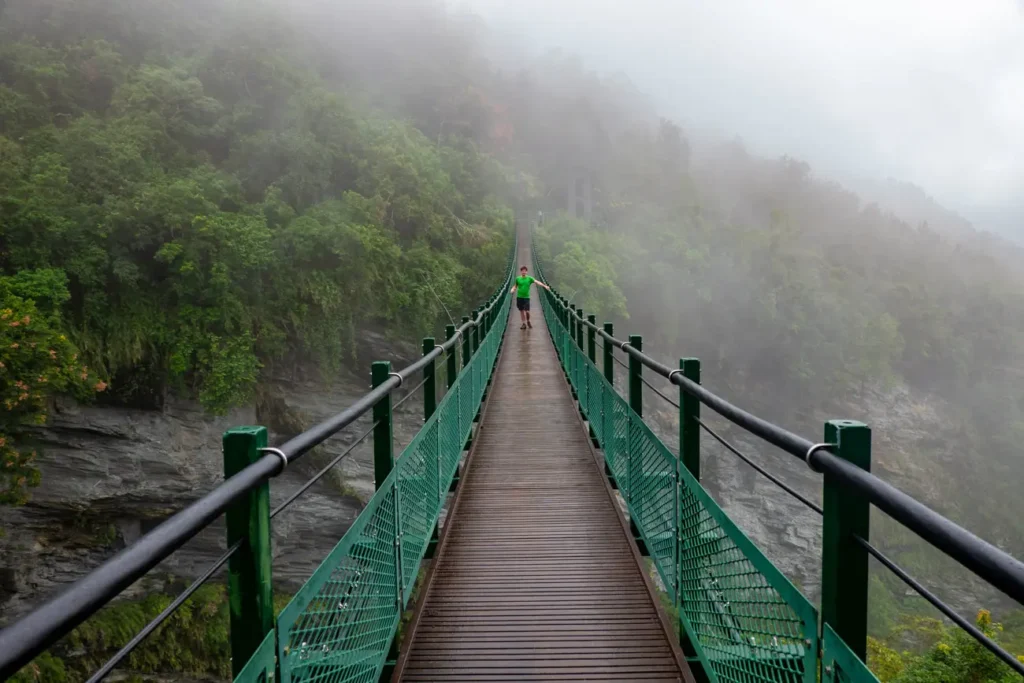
804;443;834;473
388;372;403;388
259;447;289;475
666;369;683;383
619;341;631;352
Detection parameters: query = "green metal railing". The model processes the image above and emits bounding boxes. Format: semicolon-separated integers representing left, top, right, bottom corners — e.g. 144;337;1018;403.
229;261;514;683
533;216;1024;683
532;246;870;683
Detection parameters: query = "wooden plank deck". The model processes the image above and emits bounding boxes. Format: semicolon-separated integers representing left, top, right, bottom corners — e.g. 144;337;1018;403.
393;237;690;682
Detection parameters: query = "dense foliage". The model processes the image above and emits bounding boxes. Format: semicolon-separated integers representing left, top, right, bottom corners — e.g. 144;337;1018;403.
3;0;1024;680
868;611;1024;682
0;0;515;503
9;584;296;683
0;269;102;504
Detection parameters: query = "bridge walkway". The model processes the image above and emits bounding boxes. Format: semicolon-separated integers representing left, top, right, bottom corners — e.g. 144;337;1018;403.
393;241;691;682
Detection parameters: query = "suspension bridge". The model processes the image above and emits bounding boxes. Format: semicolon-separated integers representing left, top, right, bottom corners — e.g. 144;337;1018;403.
2;221;1023;683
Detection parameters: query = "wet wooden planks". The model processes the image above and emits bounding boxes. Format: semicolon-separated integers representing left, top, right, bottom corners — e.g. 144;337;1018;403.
395;240;688;683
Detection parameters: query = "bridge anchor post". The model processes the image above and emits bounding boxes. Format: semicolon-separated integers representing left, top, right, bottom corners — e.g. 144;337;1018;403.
821;420;871;661
372;361;395;489
222;426;274;680
586;314;599;445
602;322;618;489
627;335;649;556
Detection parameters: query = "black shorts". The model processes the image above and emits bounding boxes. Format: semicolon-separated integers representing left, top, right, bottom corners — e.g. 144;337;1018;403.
516;297;531;311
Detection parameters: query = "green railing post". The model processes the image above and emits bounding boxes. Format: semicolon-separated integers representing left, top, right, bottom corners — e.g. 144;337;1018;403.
602;322;617;488
679;358;701;480
676;359;702;669
628;335;643;418
568;304;579;395
461;315;471;370
423;338;437;420
575;308;584;352
471;309;480;355
423;337;440;561
821;420;872;662
627;334;647;555
603;323;614;383
445;324;458;391
371;361;394;490
585;314;598;444
223;426;274;679
587;315;596;363
565;299;573;374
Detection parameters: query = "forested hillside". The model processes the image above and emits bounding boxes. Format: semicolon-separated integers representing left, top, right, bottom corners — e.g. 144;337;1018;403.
2;0;1023;681
0;0;517;507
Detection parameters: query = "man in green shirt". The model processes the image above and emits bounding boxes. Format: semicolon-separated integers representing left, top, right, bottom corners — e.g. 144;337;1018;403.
511;266;551;329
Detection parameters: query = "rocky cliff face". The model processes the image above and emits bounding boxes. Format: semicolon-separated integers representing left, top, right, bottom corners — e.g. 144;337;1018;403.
0;332;429;623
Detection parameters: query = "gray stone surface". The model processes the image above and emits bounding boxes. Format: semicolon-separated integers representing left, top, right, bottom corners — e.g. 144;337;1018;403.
0;333;431;623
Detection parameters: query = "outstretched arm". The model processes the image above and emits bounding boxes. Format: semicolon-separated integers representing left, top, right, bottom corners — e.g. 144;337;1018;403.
535;281;551;291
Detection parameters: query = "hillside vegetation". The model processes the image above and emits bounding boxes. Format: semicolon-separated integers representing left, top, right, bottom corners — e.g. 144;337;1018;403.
0;0;515;505
3;0;1024;680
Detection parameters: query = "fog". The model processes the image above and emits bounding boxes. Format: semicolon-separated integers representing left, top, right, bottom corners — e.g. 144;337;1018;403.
457;0;1024;238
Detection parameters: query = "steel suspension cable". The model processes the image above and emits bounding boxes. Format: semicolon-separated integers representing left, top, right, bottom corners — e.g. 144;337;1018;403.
270;421;380;519
393;375;430;411
639;373;680;408
84;539;243;683
853;535;1024;677
697;418;823;515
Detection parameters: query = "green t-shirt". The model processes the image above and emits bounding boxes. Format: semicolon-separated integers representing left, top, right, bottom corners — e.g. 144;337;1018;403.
515;275;535;298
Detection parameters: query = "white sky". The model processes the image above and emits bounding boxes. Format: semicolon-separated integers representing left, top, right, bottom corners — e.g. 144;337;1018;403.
457;0;1024;231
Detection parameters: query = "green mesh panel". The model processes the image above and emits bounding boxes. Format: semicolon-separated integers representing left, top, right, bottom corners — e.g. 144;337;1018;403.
627;414;678;594
277;482;399;683
822;626;880;683
536;277;818;683
268;282;512;683
234;630;277;683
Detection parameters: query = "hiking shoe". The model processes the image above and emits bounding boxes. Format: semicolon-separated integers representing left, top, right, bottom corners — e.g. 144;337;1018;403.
520;323;527;329
527;320;533;328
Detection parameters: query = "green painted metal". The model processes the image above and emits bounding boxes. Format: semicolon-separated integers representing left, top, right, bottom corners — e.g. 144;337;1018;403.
602;322;618;489
371;361;394;491
533;247;819;683
422;338;436;420
272;263;513;683
445;325;457;391
224;427;275;680
471;309;480;355
628;334;643;418
680;358;701;481
461;315;471;370
603;322;614;384
822;625;881;682
821;420;871;661
234;630;277;683
587;314;596;362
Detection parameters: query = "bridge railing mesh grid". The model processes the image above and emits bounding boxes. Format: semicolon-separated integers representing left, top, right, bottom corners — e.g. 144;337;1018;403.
267;288;510;683
538;272;820;683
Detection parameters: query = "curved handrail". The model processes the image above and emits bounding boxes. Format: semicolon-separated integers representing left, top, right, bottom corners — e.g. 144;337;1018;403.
0;235;517;680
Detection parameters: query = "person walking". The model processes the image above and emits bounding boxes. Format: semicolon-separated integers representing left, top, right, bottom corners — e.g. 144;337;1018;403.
512;265;551;329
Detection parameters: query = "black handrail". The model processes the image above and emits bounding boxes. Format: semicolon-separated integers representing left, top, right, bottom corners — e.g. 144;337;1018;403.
570;305;1024;607
0;254;515;679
